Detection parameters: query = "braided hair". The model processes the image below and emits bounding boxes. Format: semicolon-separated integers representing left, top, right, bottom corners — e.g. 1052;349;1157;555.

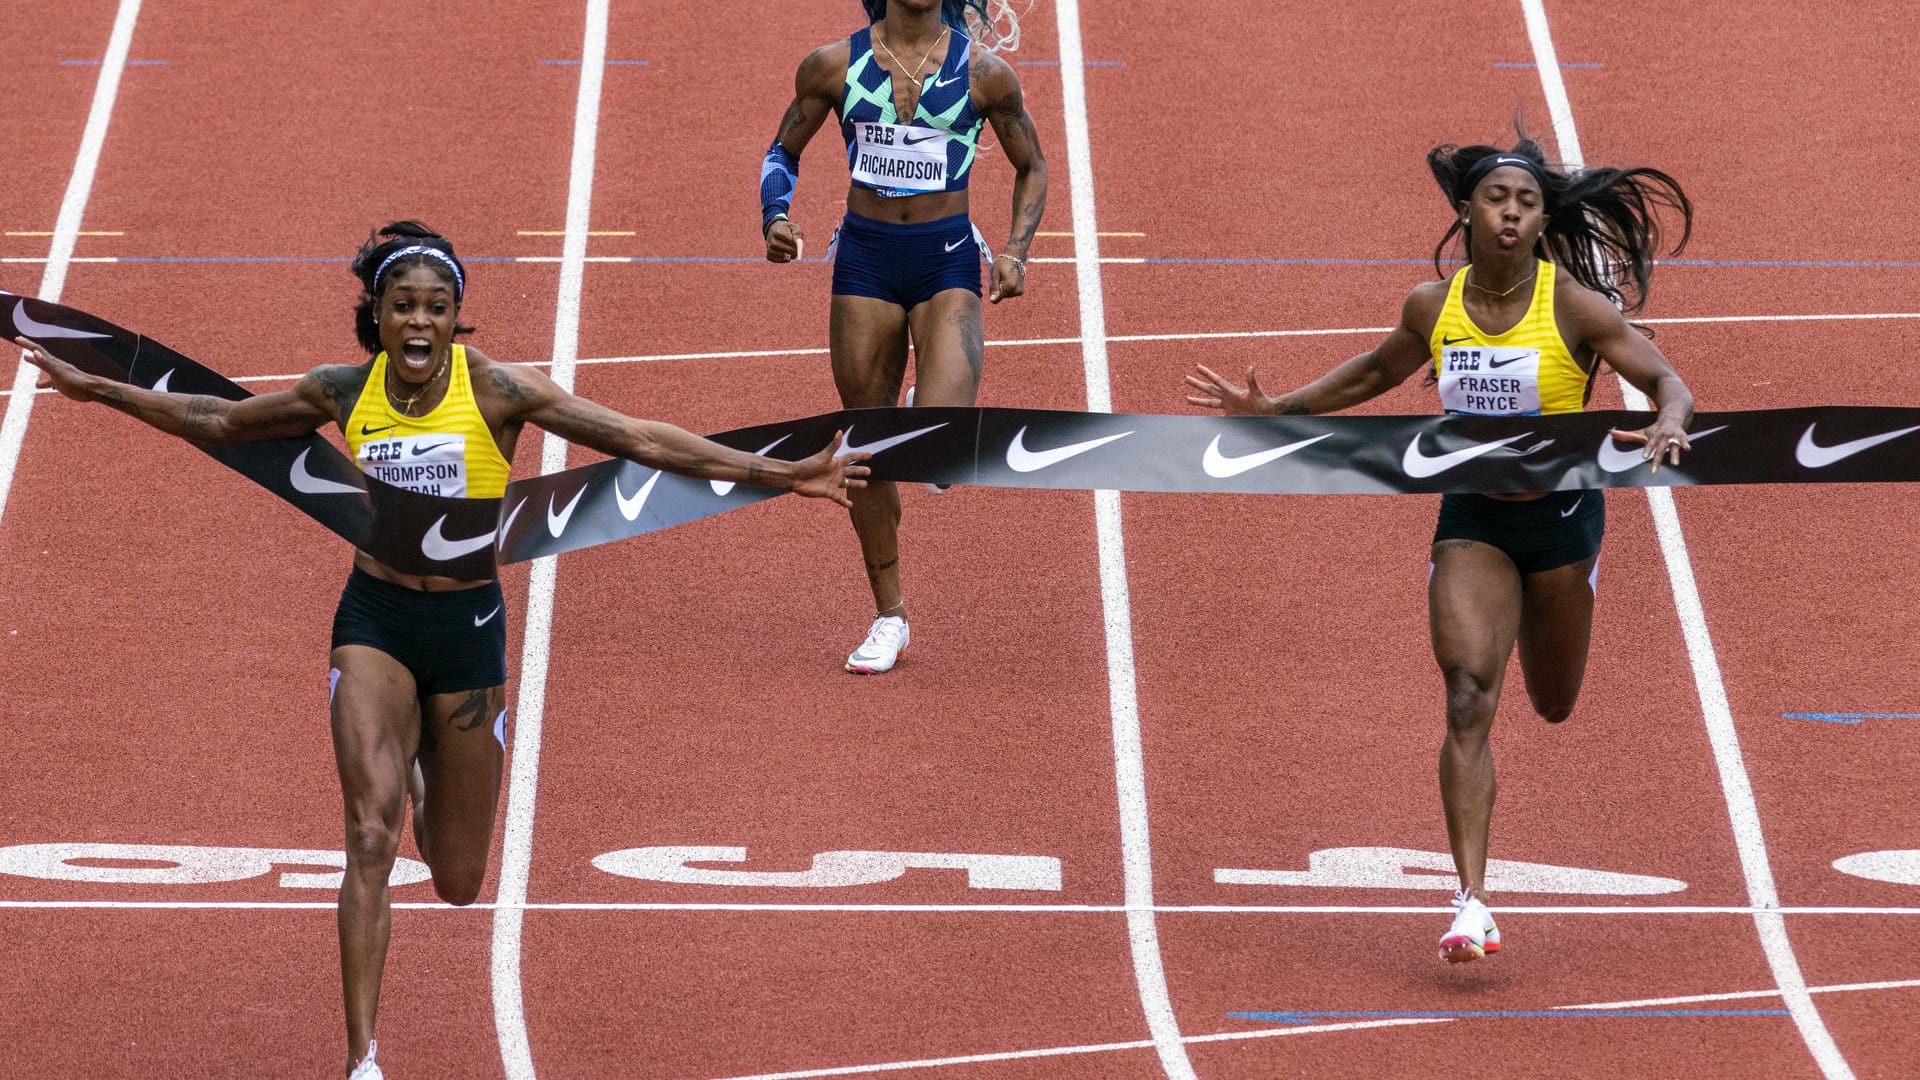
1427;133;1692;313
349;221;475;356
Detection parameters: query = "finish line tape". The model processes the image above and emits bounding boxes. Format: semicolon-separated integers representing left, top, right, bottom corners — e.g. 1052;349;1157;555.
15;295;1920;577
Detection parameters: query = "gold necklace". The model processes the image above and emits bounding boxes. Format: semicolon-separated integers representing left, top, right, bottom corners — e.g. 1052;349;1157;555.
1465;265;1537;299
873;22;949;90
388;350;450;416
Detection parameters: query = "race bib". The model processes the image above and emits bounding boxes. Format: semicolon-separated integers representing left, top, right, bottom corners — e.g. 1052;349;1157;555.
1437;346;1543;416
358;433;469;497
850;122;948;192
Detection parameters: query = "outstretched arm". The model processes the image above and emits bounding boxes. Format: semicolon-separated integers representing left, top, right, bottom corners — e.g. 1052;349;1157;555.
479;362;869;506
18;335;342;442
763;43;846;264
975;53;1046;303
1184;285;1440;416
1562;289;1695;470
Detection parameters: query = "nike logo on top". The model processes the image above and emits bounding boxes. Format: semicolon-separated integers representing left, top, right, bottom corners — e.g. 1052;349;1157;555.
547;484;589;538
1595;424;1727;473
1442;335;1473;346
614;469;662;521
474;604;502;628
1794;423;1920;469
838;422;949;459
288;448;363;496
1005;426;1134;473
410;440;455;456
903;132;944;145
12;300;108;340
933;75;961;88
1487;354;1528;369
360;423;397;436
1400;431;1533;478
1201;432;1333;478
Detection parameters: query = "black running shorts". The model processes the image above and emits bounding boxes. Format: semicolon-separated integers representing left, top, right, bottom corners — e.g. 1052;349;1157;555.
1432;489;1605;575
330;568;508;696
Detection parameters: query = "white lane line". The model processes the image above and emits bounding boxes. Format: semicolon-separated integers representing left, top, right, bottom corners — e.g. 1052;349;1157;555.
3;310;1910;399
9;899;1920;914
1053;2;1195;1078
1519;3;1852;1078
702;976;1920;1078
0;0;142;534
490;3;609;1078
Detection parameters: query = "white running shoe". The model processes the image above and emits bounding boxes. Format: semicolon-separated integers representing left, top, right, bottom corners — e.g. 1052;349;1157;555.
348;1041;384;1080
903;385;949;492
1439;890;1501;963
846;615;909;674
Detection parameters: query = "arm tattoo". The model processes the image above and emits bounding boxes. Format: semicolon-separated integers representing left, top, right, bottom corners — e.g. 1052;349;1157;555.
98;388;142;420
183;395;217;438
1274;399;1311;416
746;460;767;486
773;98;809;145
311;365;370;421
488;366;534;403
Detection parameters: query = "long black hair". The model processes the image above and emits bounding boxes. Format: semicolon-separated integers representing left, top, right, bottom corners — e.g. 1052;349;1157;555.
349;220;475;356
1427;133;1692;313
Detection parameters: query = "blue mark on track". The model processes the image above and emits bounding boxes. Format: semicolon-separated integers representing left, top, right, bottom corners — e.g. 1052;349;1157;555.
1230;1008;1789;1024
1783;712;1920;725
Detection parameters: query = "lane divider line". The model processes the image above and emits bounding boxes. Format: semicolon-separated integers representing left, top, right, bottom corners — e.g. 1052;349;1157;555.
490;3;609;1078
10;900;1920;914
1519;3;1853;1078
1053;1;1196;1077
0;0;143;545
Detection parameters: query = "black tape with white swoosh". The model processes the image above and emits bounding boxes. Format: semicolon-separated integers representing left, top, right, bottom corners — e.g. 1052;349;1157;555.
19;297;1920;573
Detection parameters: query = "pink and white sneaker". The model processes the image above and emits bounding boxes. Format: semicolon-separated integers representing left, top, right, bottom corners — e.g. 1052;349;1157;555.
846;615;909;674
1439;890;1501;963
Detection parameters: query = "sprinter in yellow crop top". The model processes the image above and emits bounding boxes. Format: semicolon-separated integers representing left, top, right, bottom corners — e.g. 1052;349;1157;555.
19;221;870;1078
1186;135;1697;967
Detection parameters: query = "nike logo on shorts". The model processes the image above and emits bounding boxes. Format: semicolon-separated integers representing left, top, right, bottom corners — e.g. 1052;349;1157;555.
475;604;502;627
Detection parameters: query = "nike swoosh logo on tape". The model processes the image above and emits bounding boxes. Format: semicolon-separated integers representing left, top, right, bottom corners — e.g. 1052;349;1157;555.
1006;426;1134;473
12;300;108;340
903;131;944;145
1201;433;1333;478
614;469;662;521
1487;353;1528;369
1442;335;1472;346
410;440;455;456
497;497;527;542
1401;431;1533;478
944;237;967;252
1794;423;1920;469
839;422;948;458
712;435;792;495
547;484;588;538
420;516;495;561
1560;496;1583;517
152;369;175;394
474;604;502;628
360;423;397;436
289;448;362;495
1596;424;1727;473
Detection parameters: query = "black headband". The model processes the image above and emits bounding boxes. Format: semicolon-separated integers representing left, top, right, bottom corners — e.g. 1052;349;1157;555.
1454;153;1549;205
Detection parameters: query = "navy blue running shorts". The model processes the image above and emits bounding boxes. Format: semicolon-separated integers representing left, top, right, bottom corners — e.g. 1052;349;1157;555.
830;211;989;309
1433;489;1605;575
330;568;508;696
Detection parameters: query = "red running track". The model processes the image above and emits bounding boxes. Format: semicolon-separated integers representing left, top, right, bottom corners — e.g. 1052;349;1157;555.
1;0;1916;1077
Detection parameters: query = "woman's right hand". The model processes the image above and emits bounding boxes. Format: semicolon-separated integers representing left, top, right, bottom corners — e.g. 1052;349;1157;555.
1184;363;1276;416
16;336;100;400
765;218;805;264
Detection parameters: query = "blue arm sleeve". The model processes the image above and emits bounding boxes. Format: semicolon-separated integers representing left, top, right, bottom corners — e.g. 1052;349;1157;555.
761;139;800;235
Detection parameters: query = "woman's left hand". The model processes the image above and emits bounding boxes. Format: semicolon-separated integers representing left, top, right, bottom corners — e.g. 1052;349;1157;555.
1607;417;1693;473
788;431;871;508
988;255;1025;304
